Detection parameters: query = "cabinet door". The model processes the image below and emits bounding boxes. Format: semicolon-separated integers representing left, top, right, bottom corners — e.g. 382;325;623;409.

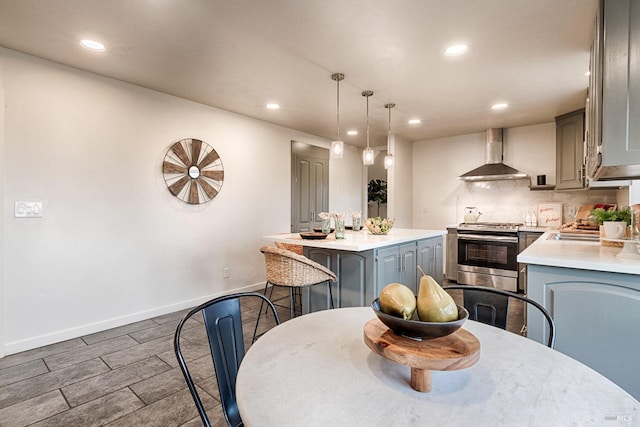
375;246;399;293
336;251;375;308
527;265;640;399
417;237;444;286
601;0;640;168
555;109;585;190
303;248;335;312
517;231;543;293
398;243;417;293
304;248;374;311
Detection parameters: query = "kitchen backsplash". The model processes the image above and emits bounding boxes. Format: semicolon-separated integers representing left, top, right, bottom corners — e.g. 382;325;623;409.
456;180;623;226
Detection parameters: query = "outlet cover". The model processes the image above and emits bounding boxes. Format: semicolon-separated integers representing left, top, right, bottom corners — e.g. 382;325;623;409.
15;201;43;218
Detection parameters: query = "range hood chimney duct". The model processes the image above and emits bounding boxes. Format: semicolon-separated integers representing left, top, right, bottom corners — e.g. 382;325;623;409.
458;128;529;181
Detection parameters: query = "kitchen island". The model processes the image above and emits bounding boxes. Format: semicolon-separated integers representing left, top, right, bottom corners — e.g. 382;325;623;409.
263;228;445;311
518;231;640;400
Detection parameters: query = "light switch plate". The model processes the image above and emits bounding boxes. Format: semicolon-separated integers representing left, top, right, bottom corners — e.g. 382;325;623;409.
15;201;43;218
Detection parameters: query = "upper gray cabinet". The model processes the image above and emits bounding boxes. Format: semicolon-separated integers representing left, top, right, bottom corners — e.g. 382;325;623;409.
587;0;640;181
555;109;585;190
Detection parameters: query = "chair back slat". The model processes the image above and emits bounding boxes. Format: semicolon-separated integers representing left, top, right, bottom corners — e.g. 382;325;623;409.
203;299;245;426
175;292;280;427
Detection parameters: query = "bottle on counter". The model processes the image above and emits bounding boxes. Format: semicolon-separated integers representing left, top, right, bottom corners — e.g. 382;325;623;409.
525;211;532;227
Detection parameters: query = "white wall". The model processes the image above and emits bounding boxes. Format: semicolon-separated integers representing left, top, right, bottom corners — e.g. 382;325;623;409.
329;143;364;217
387;134;413;227
413;123;619;229
1;48;362;354
0;58;5;357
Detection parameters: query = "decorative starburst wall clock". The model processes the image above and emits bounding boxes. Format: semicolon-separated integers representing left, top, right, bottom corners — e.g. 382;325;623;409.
162;138;224;204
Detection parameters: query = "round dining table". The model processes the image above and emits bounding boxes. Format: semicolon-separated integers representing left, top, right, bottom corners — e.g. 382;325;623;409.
236;307;638;426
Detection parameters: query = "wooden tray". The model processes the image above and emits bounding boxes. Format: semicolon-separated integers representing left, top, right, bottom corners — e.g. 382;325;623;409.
363;317;480;392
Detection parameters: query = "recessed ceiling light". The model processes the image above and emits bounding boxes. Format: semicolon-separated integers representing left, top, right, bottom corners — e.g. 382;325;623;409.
444;44;468;56
266;103;280;110
347;130;358;136
80;39;105;52
408;119;422;125
491;103;508;110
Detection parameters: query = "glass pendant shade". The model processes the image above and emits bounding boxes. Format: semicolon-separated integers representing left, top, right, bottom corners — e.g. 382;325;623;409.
331;73;345;159
331;140;344;158
384;103;395;169
362;90;374;166
363;147;375;165
384;153;394;169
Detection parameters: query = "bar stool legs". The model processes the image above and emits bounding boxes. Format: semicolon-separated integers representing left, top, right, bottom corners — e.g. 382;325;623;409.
252;280;335;343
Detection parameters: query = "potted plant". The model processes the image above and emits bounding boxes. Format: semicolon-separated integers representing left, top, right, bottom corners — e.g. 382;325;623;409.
590;206;631;225
591;206;631;241
368;179;387;217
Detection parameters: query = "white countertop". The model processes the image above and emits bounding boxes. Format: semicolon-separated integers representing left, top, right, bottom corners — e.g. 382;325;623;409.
237;307;639;427
518;231;640;275
262;228;446;252
518;226;551;233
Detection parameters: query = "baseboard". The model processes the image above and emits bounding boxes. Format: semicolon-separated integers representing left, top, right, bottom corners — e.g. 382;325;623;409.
3;282;264;356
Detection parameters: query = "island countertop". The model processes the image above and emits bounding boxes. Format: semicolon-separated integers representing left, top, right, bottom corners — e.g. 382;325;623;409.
517;230;640;275
263;228;446;252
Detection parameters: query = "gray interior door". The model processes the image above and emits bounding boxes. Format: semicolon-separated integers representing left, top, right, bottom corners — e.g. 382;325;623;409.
291;142;329;232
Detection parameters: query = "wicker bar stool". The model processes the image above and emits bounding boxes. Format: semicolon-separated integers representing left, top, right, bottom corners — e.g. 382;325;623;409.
253;245;336;342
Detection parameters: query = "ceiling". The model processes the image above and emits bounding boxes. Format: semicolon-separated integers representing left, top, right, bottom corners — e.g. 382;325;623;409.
0;0;597;147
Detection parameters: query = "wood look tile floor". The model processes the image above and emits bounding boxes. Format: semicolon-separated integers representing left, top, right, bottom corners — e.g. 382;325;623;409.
0;286;527;427
0;287;293;427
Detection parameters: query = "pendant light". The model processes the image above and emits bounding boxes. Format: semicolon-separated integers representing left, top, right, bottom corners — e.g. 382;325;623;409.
362;90;375;165
330;73;345;158
384;103;395;169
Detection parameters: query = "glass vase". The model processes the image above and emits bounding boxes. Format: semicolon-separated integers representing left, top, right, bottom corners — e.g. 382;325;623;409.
335;218;345;239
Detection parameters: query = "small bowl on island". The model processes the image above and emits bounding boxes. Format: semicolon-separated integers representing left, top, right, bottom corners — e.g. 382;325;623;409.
365;217;394;235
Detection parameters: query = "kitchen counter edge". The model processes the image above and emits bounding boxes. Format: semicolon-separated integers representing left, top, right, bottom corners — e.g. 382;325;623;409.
263;228;446;252
517;231;640;275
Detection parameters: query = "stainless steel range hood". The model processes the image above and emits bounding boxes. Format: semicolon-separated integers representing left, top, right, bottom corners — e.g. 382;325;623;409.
458;128;529;181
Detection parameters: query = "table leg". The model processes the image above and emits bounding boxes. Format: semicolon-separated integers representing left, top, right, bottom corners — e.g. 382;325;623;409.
410;367;432;392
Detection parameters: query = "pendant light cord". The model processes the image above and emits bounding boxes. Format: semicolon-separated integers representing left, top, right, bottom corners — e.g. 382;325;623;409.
331;73;344;142
385;103;395;153
362;90;373;149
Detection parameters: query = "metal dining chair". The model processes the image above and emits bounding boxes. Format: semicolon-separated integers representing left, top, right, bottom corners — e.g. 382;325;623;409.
443;285;556;348
174;292;280;427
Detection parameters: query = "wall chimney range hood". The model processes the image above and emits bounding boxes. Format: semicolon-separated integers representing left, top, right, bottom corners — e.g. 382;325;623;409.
458;128;529;181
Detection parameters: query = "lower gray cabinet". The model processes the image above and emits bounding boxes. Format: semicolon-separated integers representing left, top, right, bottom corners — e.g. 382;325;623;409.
375;243;417;294
304;248;374;311
527;264;640;400
302;235;444;312
417;237;443;286
517;231;543;293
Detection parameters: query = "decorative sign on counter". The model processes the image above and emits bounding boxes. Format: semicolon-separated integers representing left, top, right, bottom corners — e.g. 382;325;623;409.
538;203;562;228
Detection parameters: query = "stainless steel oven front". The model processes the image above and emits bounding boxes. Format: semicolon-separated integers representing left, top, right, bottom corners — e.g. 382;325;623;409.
457;230;519;292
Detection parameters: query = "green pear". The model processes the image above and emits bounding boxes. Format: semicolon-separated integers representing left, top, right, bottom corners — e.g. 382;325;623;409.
416;268;458;322
379;283;416;320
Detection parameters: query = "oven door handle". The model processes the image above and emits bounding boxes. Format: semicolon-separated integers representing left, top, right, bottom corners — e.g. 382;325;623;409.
458;234;518;243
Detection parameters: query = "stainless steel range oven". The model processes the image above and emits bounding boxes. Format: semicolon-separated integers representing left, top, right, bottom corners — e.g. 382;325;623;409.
457;222;521;293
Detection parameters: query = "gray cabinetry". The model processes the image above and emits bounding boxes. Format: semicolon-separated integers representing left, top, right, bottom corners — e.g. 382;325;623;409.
304;247;374;311
587;0;640;180
446;228;457;282
555;109;585;190
517;231;543;293
303;235;444;312
527;264;640;399
417;237;443;286
375;243;417;294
